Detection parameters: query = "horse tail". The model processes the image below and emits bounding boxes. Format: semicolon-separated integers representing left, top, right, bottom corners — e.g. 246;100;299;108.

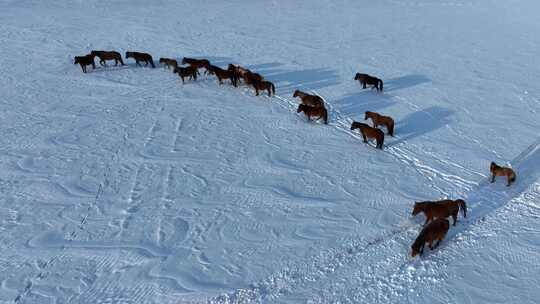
271;83;276;95
458;200;467;218
379;133;384;149
510;171;517;183
379;79;384;91
389;120;394;136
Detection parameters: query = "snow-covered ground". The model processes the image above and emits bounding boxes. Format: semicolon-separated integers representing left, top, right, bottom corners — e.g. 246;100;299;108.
0;0;539;303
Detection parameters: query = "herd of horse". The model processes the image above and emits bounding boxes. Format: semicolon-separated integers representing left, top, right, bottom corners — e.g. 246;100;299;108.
74;49;518;258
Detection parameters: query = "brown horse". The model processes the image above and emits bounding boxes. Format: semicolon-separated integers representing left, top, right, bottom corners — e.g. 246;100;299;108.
350;121;384;149
209;65;238;87
297;104;328;124
243;70;264;86
227;64;251;84
74;54;96;73
354;73;383;92
174;66;198;83
293;90;325;108
182;57;210;74
412;199;467;226
125;51;155;68
411;218;449;257
364;111;395;136
251;79;275;97
91;50;125;66
159;58;178;70
490;162;517;186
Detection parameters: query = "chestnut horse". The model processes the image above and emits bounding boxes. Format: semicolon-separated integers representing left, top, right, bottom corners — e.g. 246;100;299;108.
297;104;328;124
412;199;467;226
293;90;325;108
490;162;517;186
174;66;198;83
251;79;275;97
209;65;238;87
74;54;95;73
354;73;383;92
125;51;155;68
159;58;178;70
350;122;384;149
365;111;395;136
182;57;210;74
411;218;449;257
91;50;124;66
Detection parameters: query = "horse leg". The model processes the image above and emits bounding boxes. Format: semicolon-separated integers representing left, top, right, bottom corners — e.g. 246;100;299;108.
491;174;495;183
428;240;434;250
362;134;367;143
81;65;86;73
135;60;141;67
507;177;511;187
452;212;458;226
255;88;259;96
267;88;271;97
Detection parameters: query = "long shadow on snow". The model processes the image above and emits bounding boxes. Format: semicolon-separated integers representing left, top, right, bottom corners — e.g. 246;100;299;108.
331;91;397;120
243;63;340;94
389;106;454;146
383;74;431;92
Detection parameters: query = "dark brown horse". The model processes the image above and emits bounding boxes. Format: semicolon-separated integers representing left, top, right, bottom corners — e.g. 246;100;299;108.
243;70;264;86
350;121;384;149
227;64;251;84
251;79;275;96
125;51;155;68
74;54;96;73
159;58;178;70
182;57;210;74
354;73;383;92
91;50;124;66
490;162;517;186
364;111;395;136
293;90;325;108
209;65;238;87
174;66;198;83
412;199;467;226
411;218;449;257
297;104;328;124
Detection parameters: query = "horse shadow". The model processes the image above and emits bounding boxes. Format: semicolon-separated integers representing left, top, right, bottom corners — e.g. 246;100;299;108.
384;74;431;92
331;91;397;120
242;63;340;94
390;106;454;145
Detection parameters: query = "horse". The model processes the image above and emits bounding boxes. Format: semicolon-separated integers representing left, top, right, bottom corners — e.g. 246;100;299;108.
412;199;467;226
354;73;383;92
208;65;238;87
364;111;395;136
293;90;325;108
490;162;517;186
297;104;328;124
243;70;264;86
74;54;96;73
90;50;124;66
182;57;210;74
251;79;275;97
159;58;178;70
411;218;449;257
174;66;198;83
227;64;251;83
350;122;384;149
125;51;155;68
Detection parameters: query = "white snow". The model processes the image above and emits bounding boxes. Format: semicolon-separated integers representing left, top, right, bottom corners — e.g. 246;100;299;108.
0;0;539;303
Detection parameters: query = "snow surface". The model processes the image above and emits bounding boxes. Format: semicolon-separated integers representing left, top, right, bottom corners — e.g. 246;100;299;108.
0;0;539;303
